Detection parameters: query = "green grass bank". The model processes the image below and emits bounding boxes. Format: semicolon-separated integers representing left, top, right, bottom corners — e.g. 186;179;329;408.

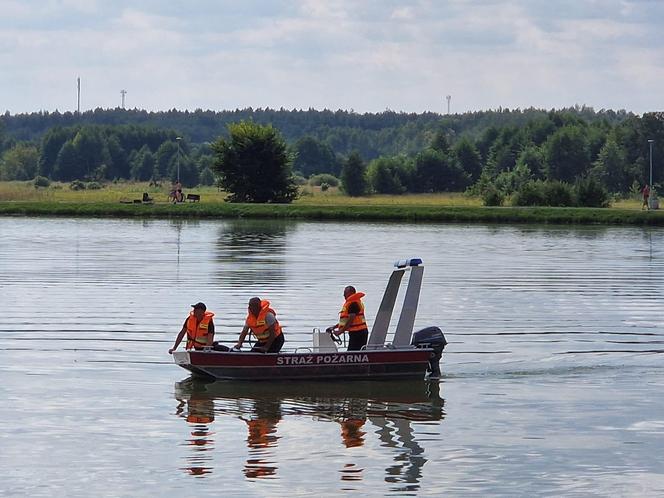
2;200;664;225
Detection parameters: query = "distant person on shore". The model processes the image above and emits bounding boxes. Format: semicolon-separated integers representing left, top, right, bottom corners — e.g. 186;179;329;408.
642;183;651;210
169;302;215;353
234;297;284;353
175;180;183;202
326;286;369;351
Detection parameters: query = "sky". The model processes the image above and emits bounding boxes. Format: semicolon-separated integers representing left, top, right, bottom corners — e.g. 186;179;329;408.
1;0;663;115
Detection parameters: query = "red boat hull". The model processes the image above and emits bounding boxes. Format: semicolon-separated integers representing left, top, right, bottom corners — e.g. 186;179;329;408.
173;348;434;381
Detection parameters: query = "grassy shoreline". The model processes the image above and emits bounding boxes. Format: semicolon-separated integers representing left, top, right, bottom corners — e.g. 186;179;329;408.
1;181;662;225
1;200;663;225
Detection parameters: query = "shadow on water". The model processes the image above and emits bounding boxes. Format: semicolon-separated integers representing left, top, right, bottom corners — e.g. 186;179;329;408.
174;377;445;488
510;224;611;239
213;219;296;286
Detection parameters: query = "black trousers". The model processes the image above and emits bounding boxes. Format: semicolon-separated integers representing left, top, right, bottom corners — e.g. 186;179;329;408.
252;333;285;353
347;329;368;351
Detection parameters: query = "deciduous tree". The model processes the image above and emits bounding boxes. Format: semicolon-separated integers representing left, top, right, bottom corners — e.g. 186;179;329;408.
212;121;297;203
544;126;590;182
0;143;39;180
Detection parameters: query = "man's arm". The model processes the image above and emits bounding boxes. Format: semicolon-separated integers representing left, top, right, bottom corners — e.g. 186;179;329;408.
169;322;188;354
335;302;360;335
235;324;250;349
335;313;356;335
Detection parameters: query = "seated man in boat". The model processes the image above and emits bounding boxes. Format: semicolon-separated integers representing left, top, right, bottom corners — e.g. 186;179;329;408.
326;286;369;351
234;297;285;353
168;302;215;353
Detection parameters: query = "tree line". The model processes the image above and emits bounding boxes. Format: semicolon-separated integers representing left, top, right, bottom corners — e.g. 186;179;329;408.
0;108;662;204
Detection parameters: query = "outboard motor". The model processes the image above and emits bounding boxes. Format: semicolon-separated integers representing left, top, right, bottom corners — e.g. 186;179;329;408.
411;326;447;378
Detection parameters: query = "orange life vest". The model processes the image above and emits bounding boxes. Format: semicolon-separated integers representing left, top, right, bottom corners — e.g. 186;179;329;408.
341;418;366;448
247;418;278;448
339;292;367;333
186;311;214;349
187;414;214;424
246;300;282;342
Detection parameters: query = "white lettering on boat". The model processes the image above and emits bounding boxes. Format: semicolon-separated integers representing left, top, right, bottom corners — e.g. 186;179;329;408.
276;354;369;366
317;354;369;364
276;356;314;365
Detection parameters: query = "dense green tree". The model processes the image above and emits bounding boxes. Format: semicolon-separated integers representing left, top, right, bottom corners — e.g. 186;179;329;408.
430;130;451;154
130;146;155;181
589;136;633;193
53;140;81;180
476;126;500;161
493;162;533;195
39;127;72;178
413;149;469;192
0;118;7;153
453;138;482;182
574;176;610;207
0;143;39;180
525;117;556;145
199;167;215;186
156;141;179;178
512;180;575;207
544;126;590;182
586;123;609;163
197;154;215;172
340;151;368;197
106;136;130;179
71;127;110;179
293;136;340;176
515;145;545;179
168;154;199;187
366;156;409;194
212;121;297;203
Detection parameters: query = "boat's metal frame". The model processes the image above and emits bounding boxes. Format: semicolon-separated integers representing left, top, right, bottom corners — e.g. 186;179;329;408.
172;258;441;381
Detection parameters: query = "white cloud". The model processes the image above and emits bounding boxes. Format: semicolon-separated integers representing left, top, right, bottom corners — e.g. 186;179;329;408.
391;7;414;20
298;0;350;20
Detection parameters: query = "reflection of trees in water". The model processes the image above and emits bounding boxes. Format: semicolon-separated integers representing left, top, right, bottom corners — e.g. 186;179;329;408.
173;378;445;486
214;219;296;287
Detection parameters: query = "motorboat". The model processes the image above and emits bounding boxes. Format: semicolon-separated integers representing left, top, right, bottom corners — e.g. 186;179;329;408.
172;258;447;381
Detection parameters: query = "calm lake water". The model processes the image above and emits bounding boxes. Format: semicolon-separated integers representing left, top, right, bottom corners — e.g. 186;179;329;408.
1;217;664;497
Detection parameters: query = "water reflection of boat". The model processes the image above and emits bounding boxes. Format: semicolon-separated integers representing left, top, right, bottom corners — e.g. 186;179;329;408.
173;259;447;381
173;376;445;487
174;382;217;477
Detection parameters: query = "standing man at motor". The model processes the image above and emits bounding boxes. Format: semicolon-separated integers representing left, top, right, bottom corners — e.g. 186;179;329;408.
169;302;215;353
327;286;369;351
235;297;285;353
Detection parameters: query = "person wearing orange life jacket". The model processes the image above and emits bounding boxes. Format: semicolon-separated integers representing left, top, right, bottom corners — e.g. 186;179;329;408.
169;302;215;354
326;286;369;351
235;297;285;353
235;297;284;353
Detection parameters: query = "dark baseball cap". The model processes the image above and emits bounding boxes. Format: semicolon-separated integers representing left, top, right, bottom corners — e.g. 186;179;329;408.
191;302;207;311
